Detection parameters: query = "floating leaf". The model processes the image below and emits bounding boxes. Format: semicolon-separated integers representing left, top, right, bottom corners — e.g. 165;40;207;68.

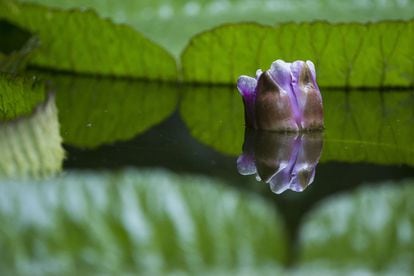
0;169;287;274
52;74;178;148
179;86;414;166
298;180;414;274
0;77;64;178
181;21;414;87
0;0;177;80
18;0;414;57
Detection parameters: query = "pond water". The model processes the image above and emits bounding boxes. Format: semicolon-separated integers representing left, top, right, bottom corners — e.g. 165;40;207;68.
1;72;414;274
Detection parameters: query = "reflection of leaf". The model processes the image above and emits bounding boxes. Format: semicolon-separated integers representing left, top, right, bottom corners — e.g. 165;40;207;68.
179;85;244;155
18;0;414;57
179;86;414;166
0;169;287;274
322;90;414;166
0;92;64;178
54;74;178;148
0;0;177;80
182;21;414;87
298;180;414;273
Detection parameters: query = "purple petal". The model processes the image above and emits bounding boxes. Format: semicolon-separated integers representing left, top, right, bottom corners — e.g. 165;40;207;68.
237;75;257;97
291;61;324;130
269;60;301;127
269;60;292;90
237;75;257;128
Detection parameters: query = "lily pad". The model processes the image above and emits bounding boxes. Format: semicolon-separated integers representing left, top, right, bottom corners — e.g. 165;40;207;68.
0;0;177;80
181;21;414;87
18;0;414;57
0;169;287;274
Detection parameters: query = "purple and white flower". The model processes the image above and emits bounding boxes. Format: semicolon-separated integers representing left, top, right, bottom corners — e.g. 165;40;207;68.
237;60;324;131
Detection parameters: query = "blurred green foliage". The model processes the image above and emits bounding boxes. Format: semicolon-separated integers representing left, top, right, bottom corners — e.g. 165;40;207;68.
0;169;287;274
299;180;414;274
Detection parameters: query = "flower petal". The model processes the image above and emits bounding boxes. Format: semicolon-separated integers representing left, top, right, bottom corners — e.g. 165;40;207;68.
269;59;292;91
291;61;324;130
237;75;257;128
237;75;257;97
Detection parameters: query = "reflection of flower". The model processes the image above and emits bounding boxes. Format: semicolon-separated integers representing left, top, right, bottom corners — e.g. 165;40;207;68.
237;60;323;131
237;130;323;194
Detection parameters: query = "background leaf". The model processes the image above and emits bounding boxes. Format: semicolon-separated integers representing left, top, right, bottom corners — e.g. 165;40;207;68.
18;0;414;57
52;74;178;148
0;0;177;80
298;180;414;273
181;21;414;86
0;169;287;274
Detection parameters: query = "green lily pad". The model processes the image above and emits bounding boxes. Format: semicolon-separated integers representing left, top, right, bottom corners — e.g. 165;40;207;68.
0;169;287;274
18;0;414;57
52;74;178;148
298;180;414;274
181;21;414;87
0;0;177;80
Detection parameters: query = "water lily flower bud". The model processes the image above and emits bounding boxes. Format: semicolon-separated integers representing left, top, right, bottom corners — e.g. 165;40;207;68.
236;59;324;131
